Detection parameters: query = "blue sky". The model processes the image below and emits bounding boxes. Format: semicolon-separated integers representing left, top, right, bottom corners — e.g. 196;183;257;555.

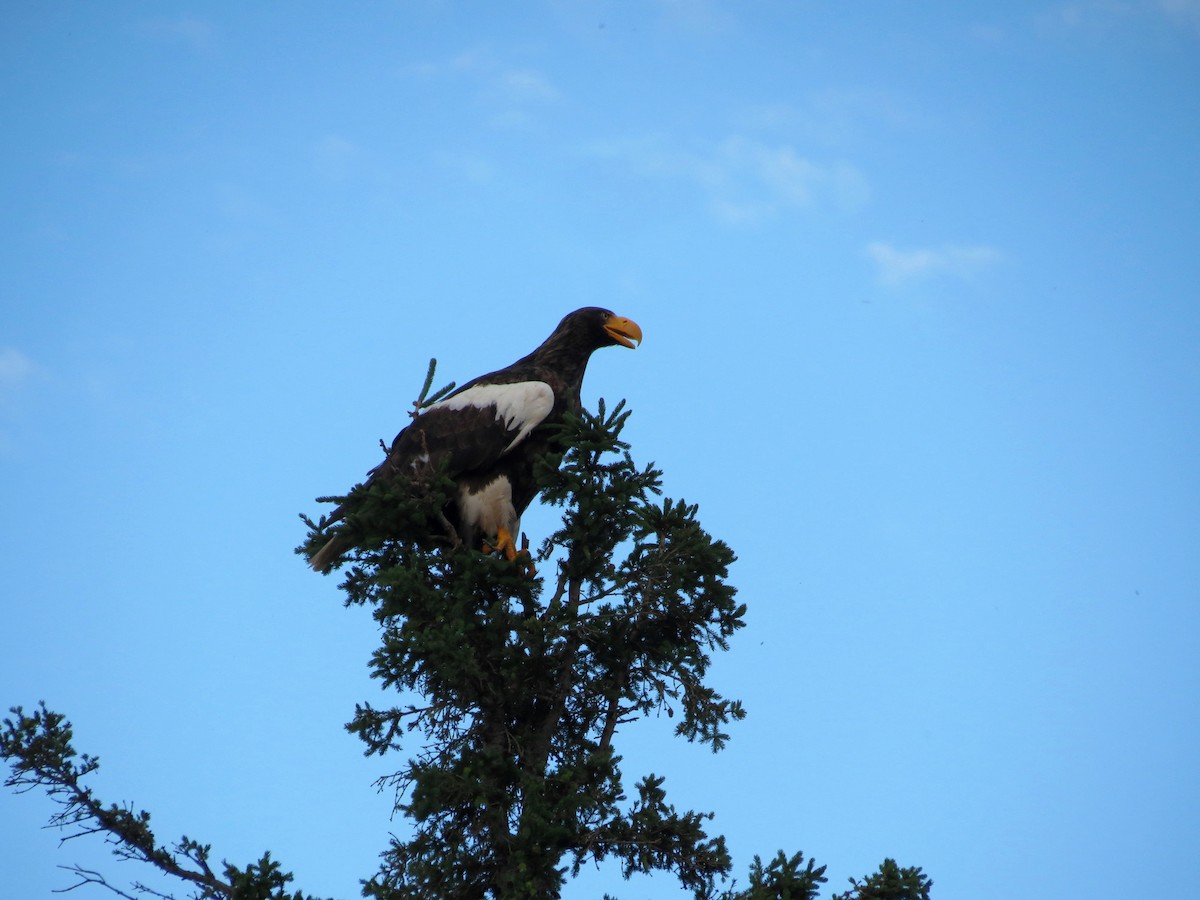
3;2;1198;898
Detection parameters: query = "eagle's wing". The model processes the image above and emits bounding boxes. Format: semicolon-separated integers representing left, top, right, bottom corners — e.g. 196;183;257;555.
379;380;555;479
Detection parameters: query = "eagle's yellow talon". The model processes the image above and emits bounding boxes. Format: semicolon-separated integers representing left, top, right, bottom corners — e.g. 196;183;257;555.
484;527;536;576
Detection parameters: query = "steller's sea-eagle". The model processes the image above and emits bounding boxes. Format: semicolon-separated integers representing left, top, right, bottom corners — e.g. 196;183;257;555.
308;307;642;573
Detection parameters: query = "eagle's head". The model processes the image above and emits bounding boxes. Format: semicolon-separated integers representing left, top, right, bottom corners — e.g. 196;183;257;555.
555;307;643;352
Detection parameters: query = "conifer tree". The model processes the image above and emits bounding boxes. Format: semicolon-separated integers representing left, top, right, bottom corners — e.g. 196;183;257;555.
3;377;931;899
300;398;745;898
831;859;933;900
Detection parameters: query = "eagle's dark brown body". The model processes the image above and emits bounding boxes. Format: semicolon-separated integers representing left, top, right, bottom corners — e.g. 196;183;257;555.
309;307;641;573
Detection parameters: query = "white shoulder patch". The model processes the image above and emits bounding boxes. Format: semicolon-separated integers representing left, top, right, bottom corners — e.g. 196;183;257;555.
433;381;554;453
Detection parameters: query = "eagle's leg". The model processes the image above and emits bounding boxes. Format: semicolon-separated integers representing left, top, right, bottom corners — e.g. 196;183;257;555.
484;527;536;576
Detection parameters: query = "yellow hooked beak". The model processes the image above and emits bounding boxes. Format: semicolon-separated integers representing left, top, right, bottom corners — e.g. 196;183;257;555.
604;315;643;349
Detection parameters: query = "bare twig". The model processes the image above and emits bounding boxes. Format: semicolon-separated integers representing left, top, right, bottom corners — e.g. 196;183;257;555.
55;865;155;900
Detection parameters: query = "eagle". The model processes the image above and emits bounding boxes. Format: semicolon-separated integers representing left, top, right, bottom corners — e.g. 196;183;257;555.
308;307;642;573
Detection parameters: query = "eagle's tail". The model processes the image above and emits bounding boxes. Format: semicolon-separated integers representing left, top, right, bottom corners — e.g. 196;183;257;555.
309;534;350;574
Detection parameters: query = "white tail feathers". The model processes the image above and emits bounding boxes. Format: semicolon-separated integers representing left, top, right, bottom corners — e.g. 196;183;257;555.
309;535;349;573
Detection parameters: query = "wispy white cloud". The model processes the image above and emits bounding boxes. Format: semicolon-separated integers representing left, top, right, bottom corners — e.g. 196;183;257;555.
967;22;1010;44
1048;0;1131;30
654;0;734;34
0;348;36;401
1159;0;1200;33
867;241;1004;286
499;69;560;103
482;67;562;128
432;151;497;185
1043;0;1200;37
724;137;869;213
306;134;406;197
403;48;562;128
583;134;869;224
133;15;216;52
312;134;360;182
737;88;924;148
